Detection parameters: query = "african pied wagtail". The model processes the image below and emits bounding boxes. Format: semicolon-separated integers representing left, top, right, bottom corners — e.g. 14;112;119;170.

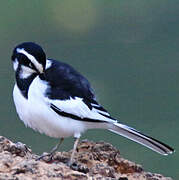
11;42;174;164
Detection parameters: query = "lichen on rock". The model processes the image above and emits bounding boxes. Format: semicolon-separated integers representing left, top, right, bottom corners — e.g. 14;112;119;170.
0;136;173;180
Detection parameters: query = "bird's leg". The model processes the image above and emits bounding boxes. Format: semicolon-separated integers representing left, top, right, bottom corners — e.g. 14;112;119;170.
36;138;64;161
69;137;80;165
49;138;64;155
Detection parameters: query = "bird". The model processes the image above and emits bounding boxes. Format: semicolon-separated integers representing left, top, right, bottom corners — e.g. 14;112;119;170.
11;42;174;164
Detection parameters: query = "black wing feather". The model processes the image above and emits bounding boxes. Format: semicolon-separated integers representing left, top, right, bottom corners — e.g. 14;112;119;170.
50;104;107;123
40;59;95;102
39;59;114;120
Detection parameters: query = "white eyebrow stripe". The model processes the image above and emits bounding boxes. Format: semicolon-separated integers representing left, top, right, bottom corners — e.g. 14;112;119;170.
16;48;43;73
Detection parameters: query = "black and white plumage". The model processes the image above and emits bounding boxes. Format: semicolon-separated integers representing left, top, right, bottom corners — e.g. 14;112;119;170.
11;42;174;163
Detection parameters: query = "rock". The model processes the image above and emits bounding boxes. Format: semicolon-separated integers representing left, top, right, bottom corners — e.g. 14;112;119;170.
0;136;172;180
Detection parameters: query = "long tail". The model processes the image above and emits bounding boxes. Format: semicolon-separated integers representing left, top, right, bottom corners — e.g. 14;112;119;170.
109;122;174;155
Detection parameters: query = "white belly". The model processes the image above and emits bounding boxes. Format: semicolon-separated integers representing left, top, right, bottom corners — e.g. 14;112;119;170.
13;77;86;138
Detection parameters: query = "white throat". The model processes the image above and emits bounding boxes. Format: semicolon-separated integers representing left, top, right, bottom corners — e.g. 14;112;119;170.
19;65;37;79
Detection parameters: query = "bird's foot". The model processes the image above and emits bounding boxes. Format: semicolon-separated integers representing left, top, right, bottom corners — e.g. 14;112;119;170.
66;159;75;167
36;152;54;162
68;161;77;168
68;161;89;174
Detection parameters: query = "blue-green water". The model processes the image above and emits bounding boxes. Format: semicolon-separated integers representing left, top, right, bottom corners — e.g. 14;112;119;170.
0;1;178;179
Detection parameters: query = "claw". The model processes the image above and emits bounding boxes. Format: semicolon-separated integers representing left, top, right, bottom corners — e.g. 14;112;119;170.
36;152;54;162
35;138;64;162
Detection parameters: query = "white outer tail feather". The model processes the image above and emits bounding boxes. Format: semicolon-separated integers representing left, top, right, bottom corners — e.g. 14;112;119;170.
109;122;174;155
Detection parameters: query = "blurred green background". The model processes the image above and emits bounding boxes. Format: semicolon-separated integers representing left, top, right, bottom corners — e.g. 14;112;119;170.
0;0;178;179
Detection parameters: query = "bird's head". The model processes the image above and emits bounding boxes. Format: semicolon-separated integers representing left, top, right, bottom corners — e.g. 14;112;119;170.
11;42;46;78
